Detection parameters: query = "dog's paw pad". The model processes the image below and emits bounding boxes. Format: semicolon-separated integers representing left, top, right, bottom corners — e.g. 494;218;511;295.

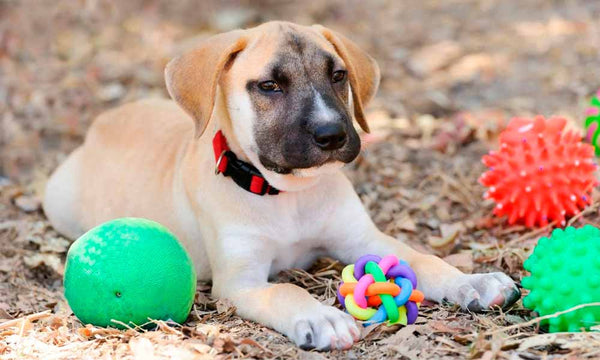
290;305;359;350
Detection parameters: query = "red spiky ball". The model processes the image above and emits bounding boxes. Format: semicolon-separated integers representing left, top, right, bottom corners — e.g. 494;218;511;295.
479;116;598;227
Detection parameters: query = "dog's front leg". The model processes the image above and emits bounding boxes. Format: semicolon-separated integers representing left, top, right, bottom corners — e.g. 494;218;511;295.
327;185;520;311
210;237;360;350
335;228;520;311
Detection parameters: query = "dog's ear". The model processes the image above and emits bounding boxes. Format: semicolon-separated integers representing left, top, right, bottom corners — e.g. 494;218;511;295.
165;30;248;138
313;25;380;133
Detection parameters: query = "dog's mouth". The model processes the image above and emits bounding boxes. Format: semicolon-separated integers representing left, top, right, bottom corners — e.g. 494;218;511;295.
258;154;347;176
256;135;361;176
259;156;293;175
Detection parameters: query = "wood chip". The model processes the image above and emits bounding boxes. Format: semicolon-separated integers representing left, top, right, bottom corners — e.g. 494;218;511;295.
443;253;474;273
13;195;41;213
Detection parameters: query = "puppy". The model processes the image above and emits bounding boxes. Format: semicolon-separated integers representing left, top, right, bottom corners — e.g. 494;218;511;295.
44;21;520;350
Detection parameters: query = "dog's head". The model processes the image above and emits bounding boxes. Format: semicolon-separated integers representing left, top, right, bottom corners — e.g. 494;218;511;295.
165;22;380;191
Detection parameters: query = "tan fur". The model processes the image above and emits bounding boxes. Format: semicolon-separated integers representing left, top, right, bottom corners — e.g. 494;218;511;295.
166;30;248;138
44;22;519;350
79;100;189;230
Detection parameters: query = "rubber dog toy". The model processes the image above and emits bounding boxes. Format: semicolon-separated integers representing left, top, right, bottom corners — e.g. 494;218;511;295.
522;225;600;332
479;116;597;227
337;254;424;326
64;218;197;329
584;89;600;156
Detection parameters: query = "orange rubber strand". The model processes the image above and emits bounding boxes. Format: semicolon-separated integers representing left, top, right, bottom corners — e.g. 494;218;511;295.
410;290;425;303
367;289;425;307
368;296;382;307
339;282;400;297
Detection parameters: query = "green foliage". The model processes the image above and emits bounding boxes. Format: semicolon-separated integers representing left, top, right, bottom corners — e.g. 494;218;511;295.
584;95;600;156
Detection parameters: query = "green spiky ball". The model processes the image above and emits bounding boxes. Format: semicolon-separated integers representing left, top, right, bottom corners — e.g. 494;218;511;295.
522;225;600;332
64;218;197;329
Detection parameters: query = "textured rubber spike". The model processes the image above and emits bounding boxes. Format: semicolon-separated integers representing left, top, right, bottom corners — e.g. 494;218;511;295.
522;225;600;332
479;116;598;228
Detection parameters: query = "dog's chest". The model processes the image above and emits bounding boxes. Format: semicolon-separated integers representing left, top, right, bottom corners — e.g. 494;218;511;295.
260;193;335;274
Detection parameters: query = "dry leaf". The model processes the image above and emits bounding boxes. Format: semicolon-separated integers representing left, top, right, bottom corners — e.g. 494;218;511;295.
428;320;462;334
189;342;212;355
440;222;465;239
398;214;418;232
428;236;454;248
407;40;463;77
195;324;221;339
443;253;474;273
13;195;41;213
517;334;561;351
320;297;336;306
23;253;64;275
381;325;429;358
0;308;12;322
195;292;211;307
298;349;328;360
480;351;494;360
39;237;70;253
212;334;237;353
215;298;235;315
130;337;156;360
0;257;18;273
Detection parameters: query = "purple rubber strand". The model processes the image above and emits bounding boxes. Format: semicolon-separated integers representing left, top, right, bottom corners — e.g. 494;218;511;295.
353;255;382;279
387;264;418;288
406;301;418;324
337;282;345;307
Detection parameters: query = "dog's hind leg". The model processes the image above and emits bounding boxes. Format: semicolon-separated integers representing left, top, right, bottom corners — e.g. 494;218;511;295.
43;147;86;240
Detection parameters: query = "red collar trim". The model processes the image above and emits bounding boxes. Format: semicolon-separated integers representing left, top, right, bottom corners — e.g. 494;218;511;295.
212;130;281;196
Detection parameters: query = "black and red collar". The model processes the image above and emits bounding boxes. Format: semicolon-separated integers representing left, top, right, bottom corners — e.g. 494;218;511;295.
212;130;281;196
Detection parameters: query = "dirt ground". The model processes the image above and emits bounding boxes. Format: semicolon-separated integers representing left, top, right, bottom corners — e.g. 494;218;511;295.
2;0;600;358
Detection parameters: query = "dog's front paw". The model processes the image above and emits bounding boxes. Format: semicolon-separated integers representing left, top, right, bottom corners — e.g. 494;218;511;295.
289;304;360;351
444;272;521;312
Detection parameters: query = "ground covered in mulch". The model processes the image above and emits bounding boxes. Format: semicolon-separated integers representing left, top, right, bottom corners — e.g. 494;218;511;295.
2;0;600;358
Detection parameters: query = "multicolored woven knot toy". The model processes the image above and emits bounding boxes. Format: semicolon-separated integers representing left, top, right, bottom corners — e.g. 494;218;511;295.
337;254;424;326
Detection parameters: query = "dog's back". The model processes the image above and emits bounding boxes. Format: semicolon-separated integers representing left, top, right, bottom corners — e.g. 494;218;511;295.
43;98;193;239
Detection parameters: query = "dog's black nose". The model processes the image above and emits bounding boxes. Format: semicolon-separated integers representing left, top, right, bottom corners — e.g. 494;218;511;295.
313;123;347;151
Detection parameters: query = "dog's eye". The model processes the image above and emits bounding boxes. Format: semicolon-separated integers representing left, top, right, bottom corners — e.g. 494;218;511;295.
258;81;281;93
332;70;346;83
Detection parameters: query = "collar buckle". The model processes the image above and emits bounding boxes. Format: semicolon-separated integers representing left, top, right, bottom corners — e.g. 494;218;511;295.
215;150;227;175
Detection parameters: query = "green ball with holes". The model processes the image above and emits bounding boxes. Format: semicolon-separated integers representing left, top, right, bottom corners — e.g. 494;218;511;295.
63;218;196;329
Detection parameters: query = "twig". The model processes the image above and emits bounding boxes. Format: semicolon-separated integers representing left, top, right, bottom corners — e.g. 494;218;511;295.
0;310;51;330
240;338;274;356
504;201;599;247
506;221;556;246
110;319;134;330
567;202;600;226
484;302;600;336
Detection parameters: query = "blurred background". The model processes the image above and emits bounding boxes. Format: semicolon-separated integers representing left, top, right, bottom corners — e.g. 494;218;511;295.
1;0;599;184
2;2;600;357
